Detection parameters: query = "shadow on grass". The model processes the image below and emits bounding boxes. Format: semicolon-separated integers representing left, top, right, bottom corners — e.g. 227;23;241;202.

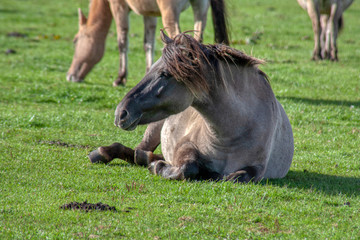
265;170;360;197
106;162;133;168
0;9;19;14
278;96;360;107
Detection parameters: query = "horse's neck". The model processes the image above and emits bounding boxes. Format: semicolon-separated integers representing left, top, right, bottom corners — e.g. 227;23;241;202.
193;64;265;140
87;0;112;36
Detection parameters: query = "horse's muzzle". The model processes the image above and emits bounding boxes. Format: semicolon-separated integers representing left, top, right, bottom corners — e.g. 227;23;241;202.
114;108;142;131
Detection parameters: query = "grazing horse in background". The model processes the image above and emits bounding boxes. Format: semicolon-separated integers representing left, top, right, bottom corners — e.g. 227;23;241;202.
88;31;294;182
297;0;354;61
67;0;229;86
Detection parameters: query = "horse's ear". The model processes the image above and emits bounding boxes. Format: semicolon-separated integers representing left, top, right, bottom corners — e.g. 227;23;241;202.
160;29;173;45
78;8;87;27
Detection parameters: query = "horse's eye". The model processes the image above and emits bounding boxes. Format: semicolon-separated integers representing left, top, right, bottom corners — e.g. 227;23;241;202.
160;72;170;78
156;85;165;98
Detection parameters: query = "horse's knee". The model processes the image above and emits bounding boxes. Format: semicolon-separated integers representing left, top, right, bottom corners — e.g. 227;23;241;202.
173;142;199;165
134;149;152;166
134;149;163;166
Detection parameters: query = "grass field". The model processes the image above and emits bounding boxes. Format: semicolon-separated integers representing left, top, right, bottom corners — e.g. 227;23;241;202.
1;0;360;239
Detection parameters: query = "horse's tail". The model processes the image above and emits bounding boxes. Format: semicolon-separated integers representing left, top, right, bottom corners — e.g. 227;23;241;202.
210;0;230;45
338;14;344;33
339;0;353;33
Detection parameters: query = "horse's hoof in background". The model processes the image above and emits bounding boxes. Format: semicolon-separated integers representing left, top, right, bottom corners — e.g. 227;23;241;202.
113;77;127;87
66;74;84;83
88;148;110;164
311;54;322;61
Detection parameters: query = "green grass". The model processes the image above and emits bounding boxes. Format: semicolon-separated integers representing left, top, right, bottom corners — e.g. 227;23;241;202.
1;0;360;239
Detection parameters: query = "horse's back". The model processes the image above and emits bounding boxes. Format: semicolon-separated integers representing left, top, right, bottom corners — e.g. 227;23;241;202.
297;0;354;12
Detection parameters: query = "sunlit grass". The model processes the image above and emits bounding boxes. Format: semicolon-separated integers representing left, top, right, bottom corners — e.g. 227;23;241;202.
0;0;359;239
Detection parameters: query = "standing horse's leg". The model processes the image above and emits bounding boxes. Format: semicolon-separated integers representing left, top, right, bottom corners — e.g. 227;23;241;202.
149;142;200;180
320;15;330;59
189;0;209;42
306;0;322;60
109;0;130;86
329;3;340;61
88;120;164;165
157;0;182;37
143;16;157;72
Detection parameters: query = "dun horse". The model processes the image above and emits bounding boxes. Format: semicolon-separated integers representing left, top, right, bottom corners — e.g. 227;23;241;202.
67;0;229;86
297;0;354;61
88;31;294;182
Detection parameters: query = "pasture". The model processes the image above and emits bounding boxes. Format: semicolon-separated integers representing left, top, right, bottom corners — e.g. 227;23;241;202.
1;0;359;238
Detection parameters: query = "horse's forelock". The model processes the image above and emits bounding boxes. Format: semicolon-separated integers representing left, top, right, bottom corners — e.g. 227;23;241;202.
162;33;267;100
162;33;210;100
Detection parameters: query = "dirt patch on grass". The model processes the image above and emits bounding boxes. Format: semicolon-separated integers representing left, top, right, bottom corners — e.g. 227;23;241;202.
38;140;90;149
60;201;117;212
7;32;28;38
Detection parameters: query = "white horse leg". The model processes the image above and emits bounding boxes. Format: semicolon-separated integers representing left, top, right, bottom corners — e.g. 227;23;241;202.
306;0;322;60
329;3;340;61
157;0;182;37
143;16;157;72
189;0;209;42
109;0;130;86
320;15;329;59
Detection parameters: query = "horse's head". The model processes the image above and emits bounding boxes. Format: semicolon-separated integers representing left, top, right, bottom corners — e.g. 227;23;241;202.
114;58;194;130
114;31;218;130
67;9;105;82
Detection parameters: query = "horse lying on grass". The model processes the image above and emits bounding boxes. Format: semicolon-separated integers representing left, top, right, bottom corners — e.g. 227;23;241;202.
297;0;354;61
88;31;294;182
67;0;229;86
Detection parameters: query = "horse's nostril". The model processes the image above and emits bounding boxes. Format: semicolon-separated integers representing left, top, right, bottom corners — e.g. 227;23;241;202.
120;110;128;121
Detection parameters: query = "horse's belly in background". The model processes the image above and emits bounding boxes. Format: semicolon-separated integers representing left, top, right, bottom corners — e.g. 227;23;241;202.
126;0;161;16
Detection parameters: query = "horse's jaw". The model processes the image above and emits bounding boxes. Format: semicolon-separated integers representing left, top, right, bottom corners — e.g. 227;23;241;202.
114;108;143;131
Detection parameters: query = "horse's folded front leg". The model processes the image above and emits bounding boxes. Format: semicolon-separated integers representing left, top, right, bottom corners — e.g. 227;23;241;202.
149;160;199;180
148;142;200;180
134;149;163;166
88;142;135;164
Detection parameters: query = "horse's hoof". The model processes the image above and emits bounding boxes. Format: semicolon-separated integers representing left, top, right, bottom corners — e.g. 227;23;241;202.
67;74;84;83
311;55;322;61
113;78;127;87
88;149;108;164
148;160;167;175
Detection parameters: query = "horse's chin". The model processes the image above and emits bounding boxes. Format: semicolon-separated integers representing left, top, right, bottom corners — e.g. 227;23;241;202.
118;115;142;131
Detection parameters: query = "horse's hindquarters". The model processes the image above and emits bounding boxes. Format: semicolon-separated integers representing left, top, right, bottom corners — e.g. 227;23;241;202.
264;102;294;179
